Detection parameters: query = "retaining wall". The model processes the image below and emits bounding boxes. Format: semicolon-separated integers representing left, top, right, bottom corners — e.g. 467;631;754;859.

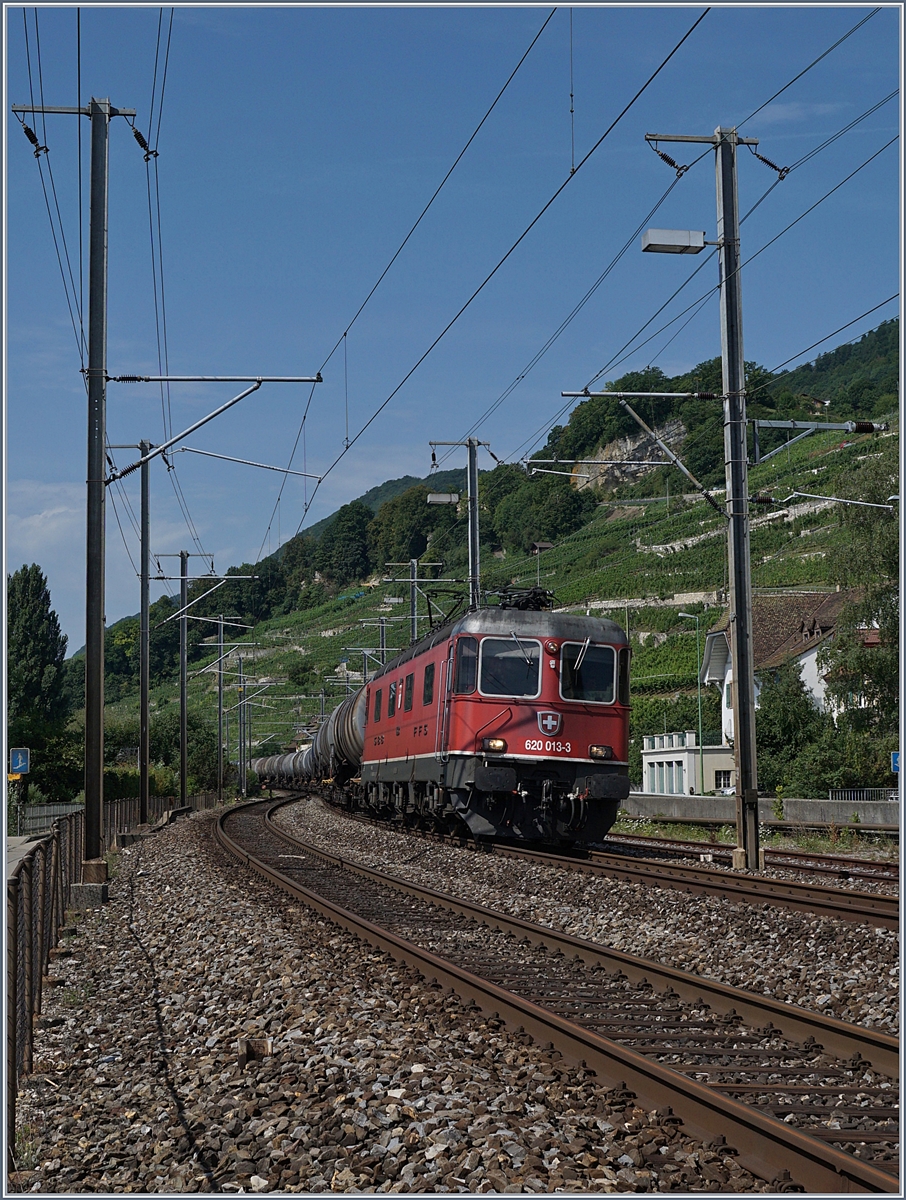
623;792;899;827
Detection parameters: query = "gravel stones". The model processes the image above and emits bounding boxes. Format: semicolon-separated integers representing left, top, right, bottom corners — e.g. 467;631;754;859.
276;799;899;1035
14;811;776;1193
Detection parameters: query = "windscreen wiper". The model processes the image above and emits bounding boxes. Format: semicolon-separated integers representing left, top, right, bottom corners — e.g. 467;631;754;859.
574;637;591;672
510;630;534;667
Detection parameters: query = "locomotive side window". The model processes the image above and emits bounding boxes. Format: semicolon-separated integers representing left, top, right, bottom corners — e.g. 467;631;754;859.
373;689;383;722
423;662;435;705
364;690;370;724
388;681;397;718
479;637;541;698
403;673;414;712
618;647;630;705
453;636;478;694
560;642;616;703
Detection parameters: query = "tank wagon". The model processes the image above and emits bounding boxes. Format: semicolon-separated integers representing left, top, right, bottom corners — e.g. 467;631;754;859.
254;603;631;844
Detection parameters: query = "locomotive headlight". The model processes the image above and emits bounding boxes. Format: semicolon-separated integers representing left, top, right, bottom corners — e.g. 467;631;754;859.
589;744;614;759
482;737;507;753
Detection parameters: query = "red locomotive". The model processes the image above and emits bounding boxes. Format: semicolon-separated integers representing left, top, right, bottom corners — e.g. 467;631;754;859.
255;597;631;845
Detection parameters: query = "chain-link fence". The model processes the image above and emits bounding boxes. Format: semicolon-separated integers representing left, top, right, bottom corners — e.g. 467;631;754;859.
7;791;224;1172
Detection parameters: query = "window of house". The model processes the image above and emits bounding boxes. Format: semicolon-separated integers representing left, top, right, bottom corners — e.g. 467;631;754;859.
388;680;397;718
423;662;435;706
403;673;414;712
647;764;657;792
373;689;382;723
715;770;732;789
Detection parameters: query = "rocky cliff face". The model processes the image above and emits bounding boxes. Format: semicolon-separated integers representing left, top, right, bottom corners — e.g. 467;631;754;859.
574;418;686;490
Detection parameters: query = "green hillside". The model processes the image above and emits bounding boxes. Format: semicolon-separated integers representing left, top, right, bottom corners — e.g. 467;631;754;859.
79;320;897;800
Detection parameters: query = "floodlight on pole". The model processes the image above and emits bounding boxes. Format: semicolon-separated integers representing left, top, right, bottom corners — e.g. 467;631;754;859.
642;229;708;254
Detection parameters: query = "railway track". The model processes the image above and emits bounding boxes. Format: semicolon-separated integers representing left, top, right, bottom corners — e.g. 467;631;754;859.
317;794;899;929
218;798;899;1193
604;833;900;886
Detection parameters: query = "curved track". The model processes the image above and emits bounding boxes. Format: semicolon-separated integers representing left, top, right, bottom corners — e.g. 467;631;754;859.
319;794;899;929
217;798;899;1193
604;833;899;886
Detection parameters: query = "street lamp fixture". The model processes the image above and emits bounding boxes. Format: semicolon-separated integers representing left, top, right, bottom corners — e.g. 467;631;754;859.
642;228;707;254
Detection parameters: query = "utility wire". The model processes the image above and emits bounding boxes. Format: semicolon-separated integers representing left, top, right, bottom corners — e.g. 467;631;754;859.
253;9;560;564
292;7;711;538
746;295;899;397
737;7;882;127
583;111;899;392
472;24;895;463
507;134;897;464
20;10;86;365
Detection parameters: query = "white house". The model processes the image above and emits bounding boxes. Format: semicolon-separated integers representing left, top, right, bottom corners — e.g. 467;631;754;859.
699;589;856;744
640;730;736;796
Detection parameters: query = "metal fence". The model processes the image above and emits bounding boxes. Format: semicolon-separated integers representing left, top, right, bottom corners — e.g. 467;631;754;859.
829;787;899;804
7;791;224;1172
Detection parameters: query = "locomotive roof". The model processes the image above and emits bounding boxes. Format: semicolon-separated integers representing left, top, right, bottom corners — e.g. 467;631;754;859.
371;605;627;681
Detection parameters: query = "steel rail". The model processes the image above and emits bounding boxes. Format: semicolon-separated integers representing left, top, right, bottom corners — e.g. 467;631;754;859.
605;833;899;882
216;800;898;1192
315;792;897;926
479;842;898;929
262;803;897;1077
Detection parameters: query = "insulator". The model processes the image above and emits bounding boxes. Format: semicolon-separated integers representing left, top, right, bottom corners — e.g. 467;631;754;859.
114;374;146;383
852;421;879;434
754;150;789;179
133;127;150;151
22;123;48;156
751;493;774;505
695;392;719;400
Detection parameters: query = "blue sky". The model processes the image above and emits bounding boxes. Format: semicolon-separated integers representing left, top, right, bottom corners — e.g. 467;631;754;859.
5;4;901;649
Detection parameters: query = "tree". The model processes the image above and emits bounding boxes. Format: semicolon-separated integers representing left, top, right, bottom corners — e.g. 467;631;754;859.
820;441;898;736
150;707;219;790
755;661;830;793
7;565;72;800
316;500;373;584
7;564;69;745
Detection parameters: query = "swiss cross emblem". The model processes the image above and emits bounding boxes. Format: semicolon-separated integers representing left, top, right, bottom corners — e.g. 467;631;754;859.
538;711;561;735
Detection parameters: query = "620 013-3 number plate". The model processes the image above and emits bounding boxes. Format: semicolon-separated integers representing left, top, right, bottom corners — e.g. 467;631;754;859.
524;739;571;754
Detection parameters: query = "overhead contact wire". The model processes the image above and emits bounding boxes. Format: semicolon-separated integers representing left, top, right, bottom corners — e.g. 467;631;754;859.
257;7;560;558
294;7;712;536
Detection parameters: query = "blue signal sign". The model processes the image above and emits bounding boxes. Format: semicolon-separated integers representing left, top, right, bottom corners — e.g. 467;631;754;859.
9;748;30;774
892;751;899;774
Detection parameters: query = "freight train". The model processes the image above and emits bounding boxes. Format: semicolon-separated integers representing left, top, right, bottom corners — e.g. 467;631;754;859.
253;596;631;845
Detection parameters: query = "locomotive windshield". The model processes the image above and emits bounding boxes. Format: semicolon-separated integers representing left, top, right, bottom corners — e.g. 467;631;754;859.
479;637;541;697
560;642;616;703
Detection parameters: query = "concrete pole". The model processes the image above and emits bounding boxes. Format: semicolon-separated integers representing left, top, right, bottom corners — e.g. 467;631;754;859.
139;440;150;825
410;558;418;643
467;437;480;611
217;616;224;806
238;657;246;798
715;126;759;869
83;98;110;878
179;551;188;808
379;618;387;666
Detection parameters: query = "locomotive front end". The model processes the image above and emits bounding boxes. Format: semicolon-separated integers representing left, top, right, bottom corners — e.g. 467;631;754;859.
442;609;630;844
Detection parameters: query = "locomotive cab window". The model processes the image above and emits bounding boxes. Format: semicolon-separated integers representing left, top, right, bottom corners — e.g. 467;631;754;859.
479;637;541;698
403;673;414;712
388;680;397;717
453;636;478;694
423;662;435;706
618;647;630;706
560;642;616;704
373;689;383;722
